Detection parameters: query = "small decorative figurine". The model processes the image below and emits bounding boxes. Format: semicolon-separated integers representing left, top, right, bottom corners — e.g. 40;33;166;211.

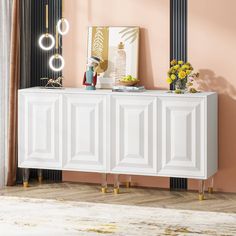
41;76;63;88
83;56;101;90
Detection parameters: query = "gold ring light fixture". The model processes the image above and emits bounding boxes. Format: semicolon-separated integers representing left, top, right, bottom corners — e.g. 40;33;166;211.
38;0;69;73
56;0;69;35
38;4;55;51
49;30;65;72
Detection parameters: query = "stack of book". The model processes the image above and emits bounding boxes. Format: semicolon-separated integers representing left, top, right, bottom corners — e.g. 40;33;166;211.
112;85;145;92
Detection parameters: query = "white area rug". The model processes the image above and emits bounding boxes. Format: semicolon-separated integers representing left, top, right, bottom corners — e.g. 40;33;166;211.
0;196;236;236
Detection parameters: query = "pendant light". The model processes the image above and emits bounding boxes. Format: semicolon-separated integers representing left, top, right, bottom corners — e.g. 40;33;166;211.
49;29;65;72
38;3;55;51
56;0;69;35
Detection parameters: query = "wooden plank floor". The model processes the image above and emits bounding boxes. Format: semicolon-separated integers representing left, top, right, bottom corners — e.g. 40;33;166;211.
1;182;236;213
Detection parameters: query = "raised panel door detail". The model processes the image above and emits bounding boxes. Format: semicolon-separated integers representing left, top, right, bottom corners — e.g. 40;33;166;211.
63;94;107;171
18;93;62;168
111;96;157;175
157;97;205;178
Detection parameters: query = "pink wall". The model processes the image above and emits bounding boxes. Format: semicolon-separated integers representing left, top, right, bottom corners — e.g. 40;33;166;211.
188;0;236;193
62;0;170;188
63;0;170;89
63;0;236;193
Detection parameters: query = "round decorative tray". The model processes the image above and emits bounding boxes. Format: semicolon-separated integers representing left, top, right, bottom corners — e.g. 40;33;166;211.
118;80;139;86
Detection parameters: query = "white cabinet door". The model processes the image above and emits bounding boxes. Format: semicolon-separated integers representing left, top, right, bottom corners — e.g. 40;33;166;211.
63;94;107;172
157;97;205;178
111;96;157;175
18;93;62;169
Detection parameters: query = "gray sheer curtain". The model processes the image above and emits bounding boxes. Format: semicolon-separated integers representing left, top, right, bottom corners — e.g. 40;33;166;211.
0;0;13;187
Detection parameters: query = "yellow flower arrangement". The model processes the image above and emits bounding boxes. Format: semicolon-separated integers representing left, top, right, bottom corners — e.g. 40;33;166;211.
166;59;199;93
178;70;186;79
186;70;192;75
181;65;190;70
173;65;180;70
166;77;172;84
170;59;177;66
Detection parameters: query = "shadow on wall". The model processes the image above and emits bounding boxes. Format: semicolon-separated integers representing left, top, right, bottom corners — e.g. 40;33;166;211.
139;28;155;89
196;69;236;192
197;69;236;99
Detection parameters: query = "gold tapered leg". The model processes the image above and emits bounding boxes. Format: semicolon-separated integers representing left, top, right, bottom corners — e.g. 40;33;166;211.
38;176;43;184
198;193;204;201
208;187;213;194
23;181;29;188
101;173;108;193
23;168;29;188
113;174;120;194
198;180;205;200
113;188;120;194
125;175;132;188
208;176;214;194
37;169;43;184
101;187;107;193
125;181;131;188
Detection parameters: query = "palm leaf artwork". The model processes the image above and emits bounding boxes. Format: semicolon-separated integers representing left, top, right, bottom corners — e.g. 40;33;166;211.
92;28;104;60
119;27;139;44
92;27;109;73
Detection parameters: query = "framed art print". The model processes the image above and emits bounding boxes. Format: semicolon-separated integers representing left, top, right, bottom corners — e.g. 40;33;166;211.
87;26;139;88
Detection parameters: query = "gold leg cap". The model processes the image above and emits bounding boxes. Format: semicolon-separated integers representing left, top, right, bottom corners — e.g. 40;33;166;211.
23;181;29;188
113;188;120;194
101;187;107;193
198;194;204;201
208;187;213;194
125;181;131;188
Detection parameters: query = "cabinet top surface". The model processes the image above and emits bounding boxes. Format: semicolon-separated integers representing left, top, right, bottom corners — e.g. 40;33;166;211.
19;87;216;97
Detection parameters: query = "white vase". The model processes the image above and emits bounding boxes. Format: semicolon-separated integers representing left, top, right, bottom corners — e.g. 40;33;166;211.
114;42;126;84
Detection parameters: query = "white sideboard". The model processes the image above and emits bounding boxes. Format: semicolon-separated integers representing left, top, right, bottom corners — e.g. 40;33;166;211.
18;88;218;180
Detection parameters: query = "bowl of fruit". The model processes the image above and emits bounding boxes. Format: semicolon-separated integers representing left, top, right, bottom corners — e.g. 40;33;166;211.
119;75;139;86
